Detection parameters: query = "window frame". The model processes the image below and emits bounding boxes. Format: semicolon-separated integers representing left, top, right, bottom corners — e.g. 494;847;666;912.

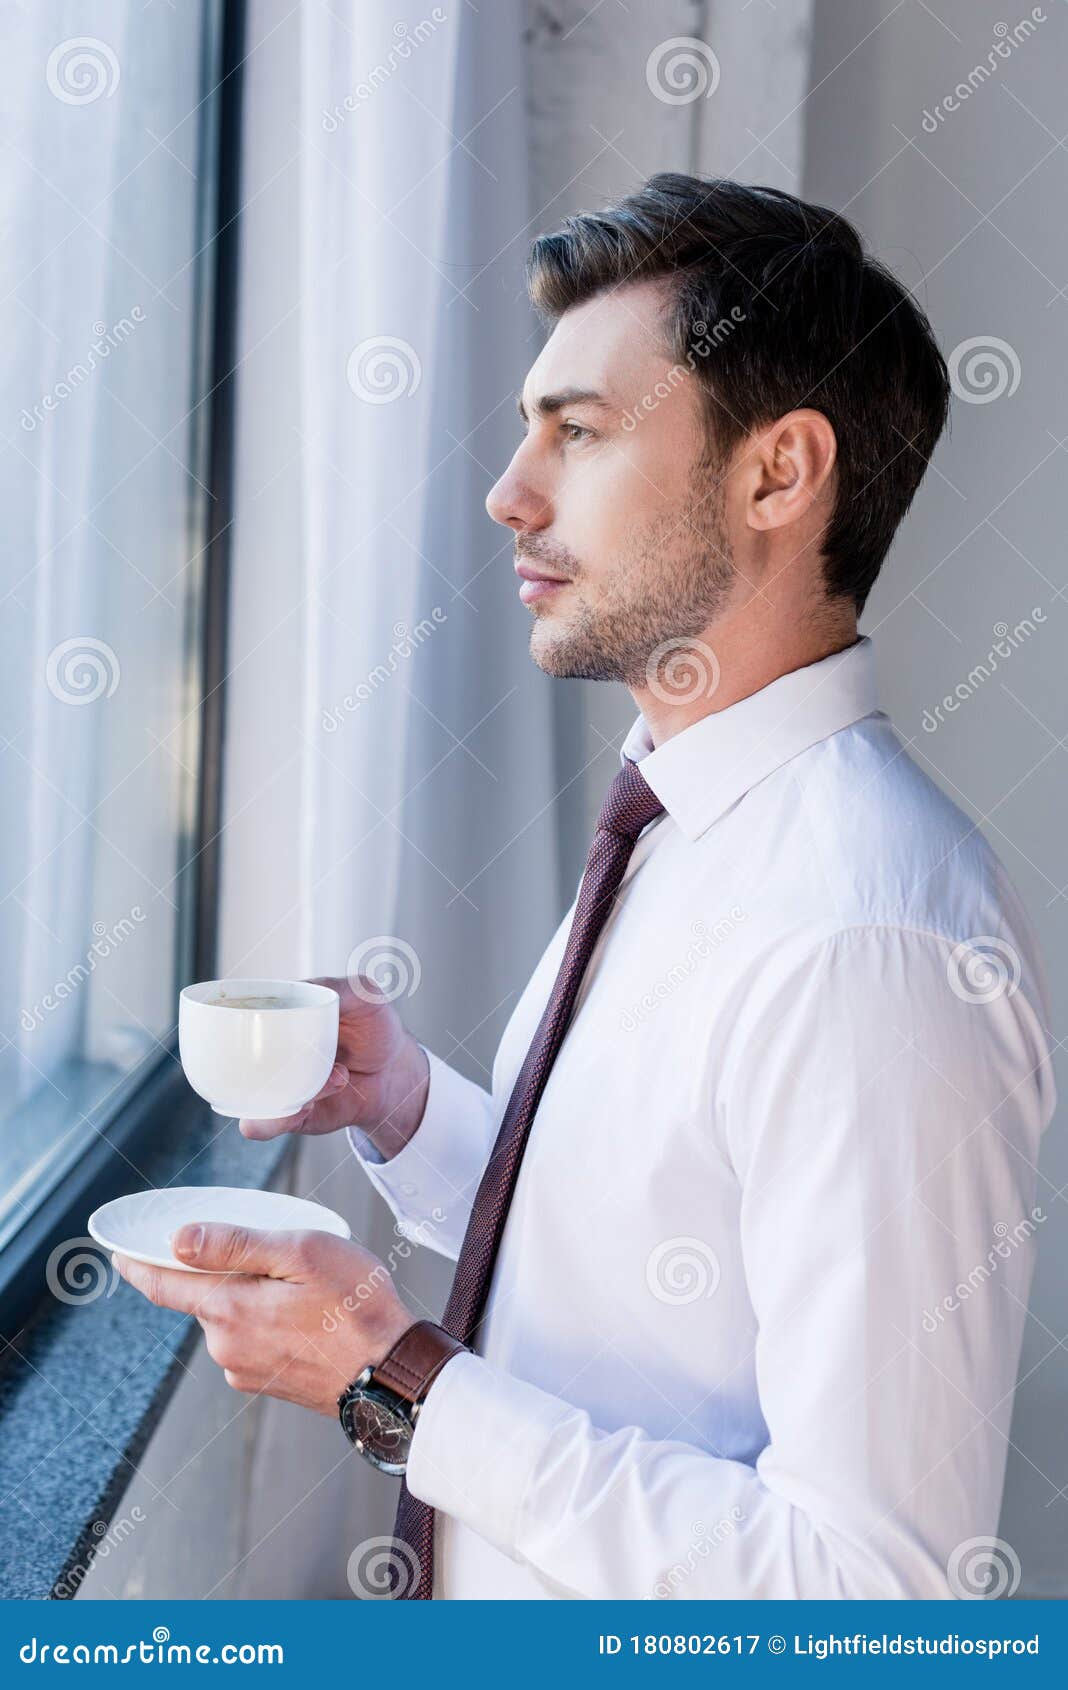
0;0;248;1350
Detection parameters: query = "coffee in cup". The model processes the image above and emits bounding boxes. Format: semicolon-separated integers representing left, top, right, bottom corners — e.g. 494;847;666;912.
207;992;300;1011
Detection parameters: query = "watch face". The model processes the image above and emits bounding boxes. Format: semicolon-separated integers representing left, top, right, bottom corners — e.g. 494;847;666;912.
341;1383;414;1474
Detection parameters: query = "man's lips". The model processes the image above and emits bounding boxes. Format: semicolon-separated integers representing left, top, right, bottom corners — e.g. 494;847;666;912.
514;559;570;605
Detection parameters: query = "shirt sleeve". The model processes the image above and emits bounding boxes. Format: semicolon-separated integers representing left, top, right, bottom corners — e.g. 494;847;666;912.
405;926;1054;1598
347;1047;498;1261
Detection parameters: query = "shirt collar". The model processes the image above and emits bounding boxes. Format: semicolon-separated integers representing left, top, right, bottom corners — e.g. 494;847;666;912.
620;636;881;843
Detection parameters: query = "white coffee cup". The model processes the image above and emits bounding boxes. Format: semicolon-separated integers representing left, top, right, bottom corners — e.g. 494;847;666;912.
178;979;340;1119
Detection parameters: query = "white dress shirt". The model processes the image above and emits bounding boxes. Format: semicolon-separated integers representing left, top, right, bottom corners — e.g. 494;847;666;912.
349;637;1055;1600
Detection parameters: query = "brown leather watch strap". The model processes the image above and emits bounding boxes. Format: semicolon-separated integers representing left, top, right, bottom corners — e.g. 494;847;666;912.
372;1320;467;1408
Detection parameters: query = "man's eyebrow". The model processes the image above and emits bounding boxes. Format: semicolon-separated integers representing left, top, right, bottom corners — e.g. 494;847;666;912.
516;386;614;422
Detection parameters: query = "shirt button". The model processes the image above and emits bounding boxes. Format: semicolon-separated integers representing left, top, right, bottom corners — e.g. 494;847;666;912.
400;1181;417;1196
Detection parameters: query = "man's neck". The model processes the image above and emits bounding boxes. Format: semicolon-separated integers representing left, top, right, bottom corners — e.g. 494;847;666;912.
632;613;859;748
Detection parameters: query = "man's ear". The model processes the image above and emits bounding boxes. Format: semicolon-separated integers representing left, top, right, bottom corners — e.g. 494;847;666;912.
745;409;837;534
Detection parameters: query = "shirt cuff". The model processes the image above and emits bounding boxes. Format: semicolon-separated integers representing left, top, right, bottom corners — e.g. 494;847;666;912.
405;1350;571;1558
346;1047;494;1255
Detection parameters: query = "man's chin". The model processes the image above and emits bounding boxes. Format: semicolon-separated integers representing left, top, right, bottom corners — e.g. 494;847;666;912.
528;617;579;679
528;618;622;683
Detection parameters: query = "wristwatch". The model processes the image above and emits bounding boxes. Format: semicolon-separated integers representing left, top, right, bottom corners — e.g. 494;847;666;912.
337;1320;467;1474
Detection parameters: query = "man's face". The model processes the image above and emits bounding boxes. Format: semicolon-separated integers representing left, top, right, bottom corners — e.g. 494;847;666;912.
486;280;736;687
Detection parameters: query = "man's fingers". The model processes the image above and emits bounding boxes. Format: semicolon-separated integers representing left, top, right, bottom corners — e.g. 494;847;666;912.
239;1062;349;1140
239;1111;305;1142
112;1253;234;1316
303;974;386;1026
318;974;386;1016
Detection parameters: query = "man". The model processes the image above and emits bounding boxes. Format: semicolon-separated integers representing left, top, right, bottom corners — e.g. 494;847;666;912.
116;176;1055;1600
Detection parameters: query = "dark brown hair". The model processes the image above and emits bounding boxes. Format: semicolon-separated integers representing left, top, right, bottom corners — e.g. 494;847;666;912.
526;173;950;614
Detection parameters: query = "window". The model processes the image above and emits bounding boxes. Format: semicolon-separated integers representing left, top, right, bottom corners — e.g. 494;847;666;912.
0;4;239;1277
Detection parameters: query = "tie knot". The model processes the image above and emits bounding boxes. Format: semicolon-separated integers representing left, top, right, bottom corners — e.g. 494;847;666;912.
597;758;664;841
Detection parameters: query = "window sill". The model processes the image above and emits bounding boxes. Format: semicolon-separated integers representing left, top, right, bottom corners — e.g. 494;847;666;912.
0;1092;293;1600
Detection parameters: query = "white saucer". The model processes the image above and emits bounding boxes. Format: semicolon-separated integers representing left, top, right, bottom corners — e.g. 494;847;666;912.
88;1186;351;1274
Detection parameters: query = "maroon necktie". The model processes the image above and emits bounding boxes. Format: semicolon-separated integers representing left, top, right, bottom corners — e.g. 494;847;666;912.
391;757;664;1599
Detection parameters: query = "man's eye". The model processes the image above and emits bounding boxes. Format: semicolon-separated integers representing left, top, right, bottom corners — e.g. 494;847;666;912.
562;422;592;442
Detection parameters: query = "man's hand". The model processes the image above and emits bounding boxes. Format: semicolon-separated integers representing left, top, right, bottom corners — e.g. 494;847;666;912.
239;975;430;1159
112;1223;414;1417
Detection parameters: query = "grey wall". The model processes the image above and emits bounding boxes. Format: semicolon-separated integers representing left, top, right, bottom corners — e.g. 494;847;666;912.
804;0;1067;1597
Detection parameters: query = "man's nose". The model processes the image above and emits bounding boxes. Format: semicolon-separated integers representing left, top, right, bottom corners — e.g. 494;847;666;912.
486;459;551;532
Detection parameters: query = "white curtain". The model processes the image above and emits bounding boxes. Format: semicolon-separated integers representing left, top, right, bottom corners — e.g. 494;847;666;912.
294;1;565;1042
224;0;564;1597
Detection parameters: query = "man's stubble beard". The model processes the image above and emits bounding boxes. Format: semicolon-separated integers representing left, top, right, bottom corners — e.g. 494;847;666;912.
528;468;734;687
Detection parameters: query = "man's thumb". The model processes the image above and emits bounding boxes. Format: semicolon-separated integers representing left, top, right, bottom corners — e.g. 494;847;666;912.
171;1221;289;1277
